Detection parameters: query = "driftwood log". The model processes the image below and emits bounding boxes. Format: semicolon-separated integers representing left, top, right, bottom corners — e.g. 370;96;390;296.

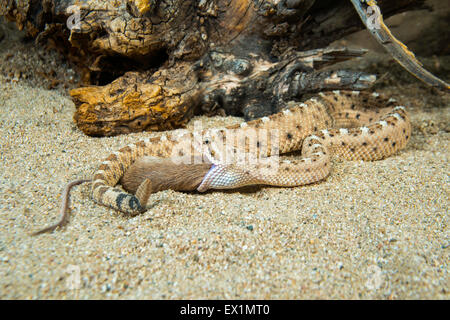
0;0;433;136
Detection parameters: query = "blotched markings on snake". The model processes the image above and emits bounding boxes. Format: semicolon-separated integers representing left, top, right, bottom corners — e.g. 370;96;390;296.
34;90;411;235
35;0;448;235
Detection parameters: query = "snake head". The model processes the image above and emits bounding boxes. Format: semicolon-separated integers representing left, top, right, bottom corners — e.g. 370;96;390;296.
197;164;262;192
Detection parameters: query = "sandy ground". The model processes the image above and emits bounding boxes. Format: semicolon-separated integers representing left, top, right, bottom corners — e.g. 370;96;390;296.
0;12;449;299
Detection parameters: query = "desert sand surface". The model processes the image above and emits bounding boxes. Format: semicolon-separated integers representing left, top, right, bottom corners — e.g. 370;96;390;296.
0;5;448;299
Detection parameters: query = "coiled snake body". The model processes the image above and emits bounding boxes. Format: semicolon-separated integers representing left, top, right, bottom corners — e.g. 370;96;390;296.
91;90;411;214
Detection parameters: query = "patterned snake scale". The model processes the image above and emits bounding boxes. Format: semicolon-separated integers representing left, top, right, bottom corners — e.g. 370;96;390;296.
91;90;411;215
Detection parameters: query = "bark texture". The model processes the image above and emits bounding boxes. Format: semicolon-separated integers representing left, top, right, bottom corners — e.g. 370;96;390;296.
0;0;427;136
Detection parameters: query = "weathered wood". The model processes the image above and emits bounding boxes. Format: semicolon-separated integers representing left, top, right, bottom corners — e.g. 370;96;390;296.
1;1;426;64
0;0;430;136
71;63;201;136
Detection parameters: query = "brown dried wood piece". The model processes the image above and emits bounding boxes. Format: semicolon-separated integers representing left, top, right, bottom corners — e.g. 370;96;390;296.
3;0;444;137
